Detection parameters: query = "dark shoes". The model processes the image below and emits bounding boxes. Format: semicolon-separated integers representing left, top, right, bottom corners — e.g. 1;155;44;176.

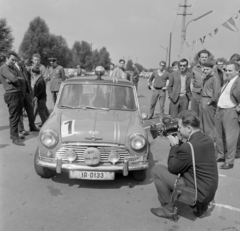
30;127;40;132
12;139;25;146
150;206;179;222
10;135;25;140
216;157;225;163
219;163;234;169
235;154;240;159
19;130;30;136
194;204;208;218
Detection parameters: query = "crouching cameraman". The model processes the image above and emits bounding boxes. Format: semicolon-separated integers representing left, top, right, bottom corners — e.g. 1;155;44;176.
151;110;218;219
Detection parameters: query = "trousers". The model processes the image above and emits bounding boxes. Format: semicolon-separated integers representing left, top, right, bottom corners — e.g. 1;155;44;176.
149;89;166;120
215;108;239;165
4;92;21;139
152;165;186;204
51;91;58;104
200;98;216;141
18;92;36;131
34;98;50;124
169;95;189;119
191;91;201;116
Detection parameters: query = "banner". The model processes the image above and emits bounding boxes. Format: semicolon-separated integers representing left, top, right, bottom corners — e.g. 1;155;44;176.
184;10;239;48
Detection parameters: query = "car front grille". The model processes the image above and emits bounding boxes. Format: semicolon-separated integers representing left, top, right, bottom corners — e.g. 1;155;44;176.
55;145;129;163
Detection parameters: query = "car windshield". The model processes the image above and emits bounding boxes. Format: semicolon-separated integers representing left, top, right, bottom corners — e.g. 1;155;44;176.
58;84;137;110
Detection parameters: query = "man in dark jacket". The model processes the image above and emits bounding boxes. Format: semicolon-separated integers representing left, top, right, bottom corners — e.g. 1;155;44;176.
15;61;39;133
200;61;221;141
32;67;49;124
151;110;218;219
167;59;192;118
0;51;24;146
148;61;171;120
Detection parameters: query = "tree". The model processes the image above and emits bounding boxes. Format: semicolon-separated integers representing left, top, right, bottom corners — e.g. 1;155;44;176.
70;40;92;70
19;17;50;65
135;63;144;72
126;59;134;71
91;49;100;70
46;34;72;67
0;18;14;55
98;47;111;70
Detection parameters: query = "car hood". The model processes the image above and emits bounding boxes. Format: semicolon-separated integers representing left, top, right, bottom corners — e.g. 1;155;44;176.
59;109;136;144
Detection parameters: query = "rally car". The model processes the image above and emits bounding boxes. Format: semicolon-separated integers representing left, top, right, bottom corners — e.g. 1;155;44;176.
34;72;149;181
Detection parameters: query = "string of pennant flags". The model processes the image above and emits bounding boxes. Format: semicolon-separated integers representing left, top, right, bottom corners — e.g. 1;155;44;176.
184;10;240;49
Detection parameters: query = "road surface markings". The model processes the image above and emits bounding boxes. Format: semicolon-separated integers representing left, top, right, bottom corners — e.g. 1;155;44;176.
210;202;240;212
219;174;227;177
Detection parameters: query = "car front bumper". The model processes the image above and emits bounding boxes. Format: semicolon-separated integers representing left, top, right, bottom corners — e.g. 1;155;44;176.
36;157;149;173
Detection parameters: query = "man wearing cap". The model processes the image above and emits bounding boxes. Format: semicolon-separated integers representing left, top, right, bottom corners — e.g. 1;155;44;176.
215;61;240;169
0;51;24;146
191;49;211;116
167;59;192;118
148;61;171;120
200;61;221;141
47;57;66;104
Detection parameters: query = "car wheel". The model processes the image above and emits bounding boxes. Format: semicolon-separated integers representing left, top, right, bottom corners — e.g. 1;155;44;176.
34;148;56;178
132;169;147;181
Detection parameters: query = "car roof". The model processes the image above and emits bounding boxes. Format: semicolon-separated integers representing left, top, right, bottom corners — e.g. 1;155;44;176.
64;76;134;86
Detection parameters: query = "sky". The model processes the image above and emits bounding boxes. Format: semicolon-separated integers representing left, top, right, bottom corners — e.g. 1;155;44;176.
0;0;240;68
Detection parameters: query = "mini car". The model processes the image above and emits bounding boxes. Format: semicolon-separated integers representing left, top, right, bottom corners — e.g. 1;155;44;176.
34;75;149;181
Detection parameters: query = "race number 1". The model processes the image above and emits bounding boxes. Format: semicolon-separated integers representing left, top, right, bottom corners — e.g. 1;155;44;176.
62;120;75;137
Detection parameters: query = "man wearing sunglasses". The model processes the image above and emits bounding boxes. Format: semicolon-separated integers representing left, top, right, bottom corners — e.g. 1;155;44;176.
47;57;66;104
148;61;171;120
167;59;192;118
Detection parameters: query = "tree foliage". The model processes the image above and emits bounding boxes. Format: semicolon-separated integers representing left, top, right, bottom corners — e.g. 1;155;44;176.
97;47;111;70
0;18;14;55
19;17;71;66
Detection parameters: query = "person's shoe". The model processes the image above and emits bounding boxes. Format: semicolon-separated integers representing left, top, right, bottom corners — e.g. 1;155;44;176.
194;204;208;218
216;157;225;163
150;206;179;221
219;163;234;169
12;139;25;146
30;127;40;132
10;135;25;140
19;130;30;136
235;154;240;159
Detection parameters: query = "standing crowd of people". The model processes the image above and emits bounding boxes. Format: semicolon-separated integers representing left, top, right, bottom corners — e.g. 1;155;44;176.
0;51;66;146
147;49;240;170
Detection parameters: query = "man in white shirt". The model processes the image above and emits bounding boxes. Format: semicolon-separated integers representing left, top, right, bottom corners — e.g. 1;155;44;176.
215;61;240;169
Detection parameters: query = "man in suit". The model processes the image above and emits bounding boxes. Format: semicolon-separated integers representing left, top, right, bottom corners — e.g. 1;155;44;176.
15;60;39;133
167;59;192;118
151;110;218;219
47;57;66;104
147;61;171;120
200;61;221;141
215;61;240;169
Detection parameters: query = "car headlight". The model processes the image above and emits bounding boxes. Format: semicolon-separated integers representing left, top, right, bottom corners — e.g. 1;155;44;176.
129;133;146;150
40;130;59;148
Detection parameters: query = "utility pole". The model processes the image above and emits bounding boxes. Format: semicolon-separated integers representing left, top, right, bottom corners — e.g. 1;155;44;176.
168;32;172;67
178;0;192;58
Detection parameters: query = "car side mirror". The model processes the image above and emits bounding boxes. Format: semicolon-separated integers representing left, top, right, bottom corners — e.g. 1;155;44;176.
141;113;148;120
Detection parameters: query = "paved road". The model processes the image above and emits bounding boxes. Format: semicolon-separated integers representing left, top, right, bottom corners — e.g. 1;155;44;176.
0;78;240;231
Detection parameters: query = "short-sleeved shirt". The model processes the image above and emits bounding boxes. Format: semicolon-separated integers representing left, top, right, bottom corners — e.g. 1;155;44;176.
48;65;66;92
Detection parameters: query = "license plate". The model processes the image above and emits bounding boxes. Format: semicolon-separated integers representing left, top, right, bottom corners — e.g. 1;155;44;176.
69;171;115;180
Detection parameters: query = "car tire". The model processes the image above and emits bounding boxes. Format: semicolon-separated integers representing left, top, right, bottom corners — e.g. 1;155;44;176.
34;148;56;178
132;169;147;181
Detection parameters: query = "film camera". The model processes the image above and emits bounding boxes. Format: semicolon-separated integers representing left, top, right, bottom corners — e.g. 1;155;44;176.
150;115;179;139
